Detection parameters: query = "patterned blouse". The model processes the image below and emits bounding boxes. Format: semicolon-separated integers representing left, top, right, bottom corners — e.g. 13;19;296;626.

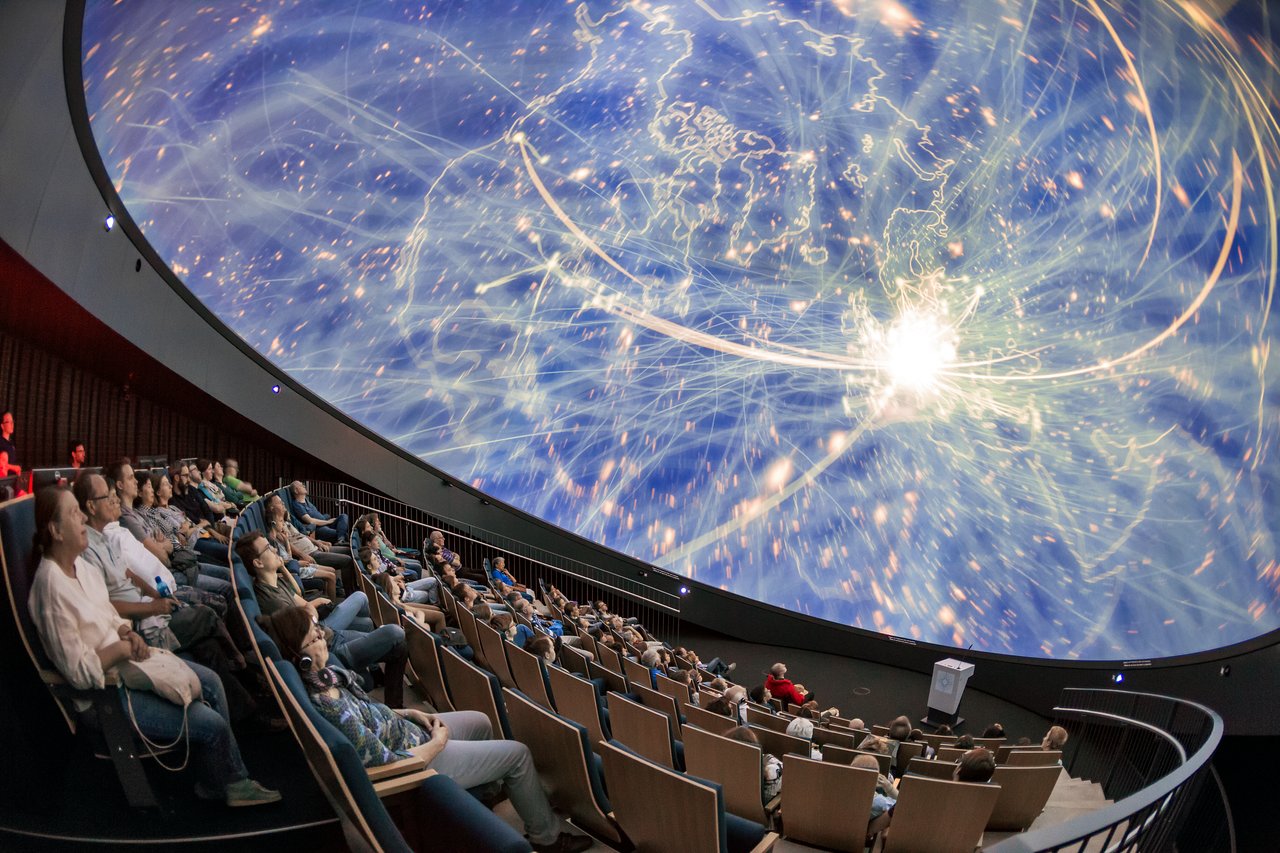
148;504;191;549
307;667;428;767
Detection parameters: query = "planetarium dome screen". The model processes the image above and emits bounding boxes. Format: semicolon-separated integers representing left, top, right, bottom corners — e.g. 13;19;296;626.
82;0;1279;660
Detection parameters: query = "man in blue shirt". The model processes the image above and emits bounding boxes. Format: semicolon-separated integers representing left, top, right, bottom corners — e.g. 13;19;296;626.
289;480;349;543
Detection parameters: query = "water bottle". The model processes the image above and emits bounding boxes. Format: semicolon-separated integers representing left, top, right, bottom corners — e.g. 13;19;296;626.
155;576;173;598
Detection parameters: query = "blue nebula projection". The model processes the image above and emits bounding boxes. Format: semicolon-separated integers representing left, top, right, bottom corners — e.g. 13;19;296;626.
83;1;1280;660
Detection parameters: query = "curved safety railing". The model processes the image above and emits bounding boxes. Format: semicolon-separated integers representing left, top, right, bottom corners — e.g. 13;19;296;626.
989;688;1231;852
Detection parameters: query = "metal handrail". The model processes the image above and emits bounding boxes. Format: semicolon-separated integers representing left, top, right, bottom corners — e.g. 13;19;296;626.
987;690;1225;853
1052;707;1188;763
334;489;682;614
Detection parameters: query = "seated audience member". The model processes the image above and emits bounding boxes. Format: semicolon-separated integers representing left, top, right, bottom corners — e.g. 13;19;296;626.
122;465;233;605
267;495;339;599
748;685;771;706
850;754;898;819
847;717;867;733
147;471;233;583
270;493;355;585
704;696;736;719
373;569;447;633
786;716;823;759
76;473;268;723
169;461;231;559
260;606;592;853
28;486;280;807
193;458;237;517
1042;725;1069;751
368;513;423;576
210;461;251;508
492;611;535;649
488;556;532;601
726;726;782;801
954;747;996;783
981;722;1006;739
289;480;349;543
953;734;976;750
525;635;557;665
639;648;664;688
221;458;259;499
68;438;87;470
237;531;407;707
1016;736;1033;746
686;647;735;677
427;529;487;585
934;723;954;738
0;410;19;476
764;662;809;708
858;734;893;756
355;516;419;582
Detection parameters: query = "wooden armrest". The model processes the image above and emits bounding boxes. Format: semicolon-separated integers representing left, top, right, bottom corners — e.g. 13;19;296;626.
749;831;779;853
372;768;434;797
365;753;427;782
764;794;782;814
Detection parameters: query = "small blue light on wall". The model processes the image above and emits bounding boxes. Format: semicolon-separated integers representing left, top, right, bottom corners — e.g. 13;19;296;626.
103;214;115;232
679;585;690;596
1111;673;1125;683
271;384;281;395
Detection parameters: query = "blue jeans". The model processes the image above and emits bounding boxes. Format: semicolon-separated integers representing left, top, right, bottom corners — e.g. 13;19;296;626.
402;576;439;605
198;563;232;582
193;537;229;562
331;624;406;672
323;590;374;634
121;660;247;790
314;512;350;543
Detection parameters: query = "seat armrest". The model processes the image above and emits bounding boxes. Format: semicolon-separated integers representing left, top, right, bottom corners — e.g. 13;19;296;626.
764;794;782;814
749;831;779;853
371;768;433;797
365;753;427;782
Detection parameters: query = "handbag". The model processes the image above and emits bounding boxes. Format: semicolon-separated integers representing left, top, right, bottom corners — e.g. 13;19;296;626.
117;647;203;772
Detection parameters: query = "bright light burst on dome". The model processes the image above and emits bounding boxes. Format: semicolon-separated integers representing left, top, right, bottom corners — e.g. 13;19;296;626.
81;0;1280;660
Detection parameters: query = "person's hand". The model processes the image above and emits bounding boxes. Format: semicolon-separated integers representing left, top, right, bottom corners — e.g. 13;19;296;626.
210;530;229;544
127;631;151;661
428;716;449;746
316;540;332;552
150;598;179;615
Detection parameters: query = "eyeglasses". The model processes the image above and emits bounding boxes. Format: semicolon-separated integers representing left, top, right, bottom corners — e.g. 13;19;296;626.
87;492;117;504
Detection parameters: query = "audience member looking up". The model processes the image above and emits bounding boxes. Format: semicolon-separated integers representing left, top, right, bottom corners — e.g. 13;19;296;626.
982;722;1006;739
1042;725;1069;751
0;410;20;475
236;530;407;707
288;480;349;543
221;458;259;499
68;438;87;469
168;461;230;560
764;662;809;708
258;606;592;853
27;486;280;807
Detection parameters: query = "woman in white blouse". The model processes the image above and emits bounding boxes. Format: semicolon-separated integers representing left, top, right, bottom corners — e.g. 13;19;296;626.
27;486;280;808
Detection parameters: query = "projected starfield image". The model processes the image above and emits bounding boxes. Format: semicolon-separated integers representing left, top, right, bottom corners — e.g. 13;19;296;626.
83;0;1280;660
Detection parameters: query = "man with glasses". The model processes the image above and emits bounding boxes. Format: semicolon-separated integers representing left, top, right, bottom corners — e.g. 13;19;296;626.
236;531;407;707
169;461;230;561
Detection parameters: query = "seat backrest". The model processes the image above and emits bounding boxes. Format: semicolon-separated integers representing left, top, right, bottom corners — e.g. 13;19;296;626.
545;665;608;750
894;739;926;773
402;617;454;712
1004;749;1063;767
682;702;737;735
598;740;727;853
881;775;1001;853
781;754;877;852
936;746;968;763
558;642;592;677
597;643;626;675
682;724;771;824
502;688;623;846
988;765;1062;831
622;654;652;691
506;642;554;711
921;732;953;753
630;681;681;743
439;646;511;738
907;756;958;779
744;706;789;733
587;659;627;695
812;725;859;750
748;725;808;761
263;657;412;853
818;743;859;765
871;724;890;736
608;691;677;769
453;605;485;668
655;671;693;706
474;621;518;690
972;736;1007;750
